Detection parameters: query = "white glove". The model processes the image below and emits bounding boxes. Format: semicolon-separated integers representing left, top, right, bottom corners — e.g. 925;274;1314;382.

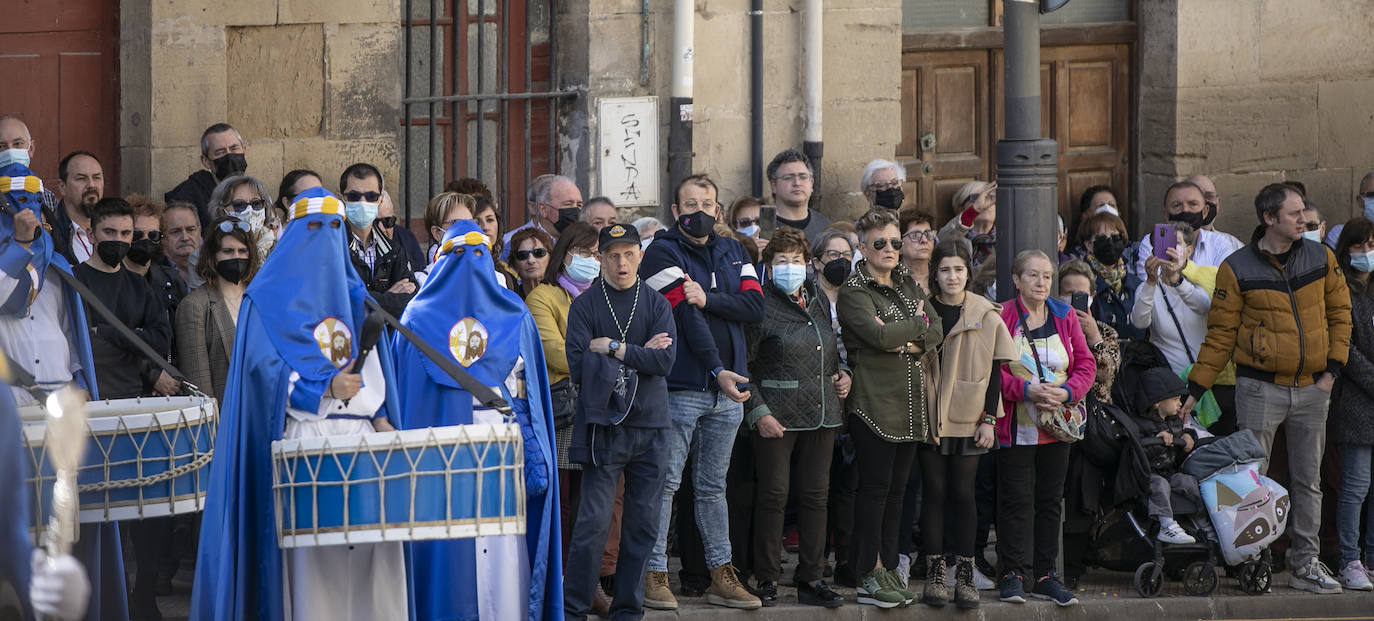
30;549;90;621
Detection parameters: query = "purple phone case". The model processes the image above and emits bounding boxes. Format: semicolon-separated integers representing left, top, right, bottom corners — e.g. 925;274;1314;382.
1153;225;1175;260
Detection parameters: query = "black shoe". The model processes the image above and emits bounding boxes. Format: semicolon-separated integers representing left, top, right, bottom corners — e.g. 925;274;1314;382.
823;564;834;578
1064;573;1080;591
797;580;844;608
755;580;779;607
679;579;708;598
599;574;616;598
975;555;997;580
833;563;857;588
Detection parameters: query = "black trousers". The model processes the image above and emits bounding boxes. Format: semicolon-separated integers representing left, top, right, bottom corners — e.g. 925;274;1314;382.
974;451;998;556
996;441;1071;580
848;419;917;575
726;431;756;579
1210;384;1238;436
826;436;859;568
674;461;710;590
918;446;981;557
564;425;669;621
752;427;835;583
898;455;922;556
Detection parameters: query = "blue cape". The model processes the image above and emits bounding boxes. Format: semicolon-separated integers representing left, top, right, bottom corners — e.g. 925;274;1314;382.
0;164;126;621
190;198;403;621
392;222;562;621
1;378;32;619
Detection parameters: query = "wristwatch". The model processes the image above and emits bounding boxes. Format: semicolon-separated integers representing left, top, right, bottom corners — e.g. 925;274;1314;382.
608;340;621;356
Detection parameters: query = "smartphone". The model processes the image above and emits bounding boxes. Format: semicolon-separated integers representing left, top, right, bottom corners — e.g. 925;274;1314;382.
1070;292;1090;313
759;204;777;239
1152;224;1176;260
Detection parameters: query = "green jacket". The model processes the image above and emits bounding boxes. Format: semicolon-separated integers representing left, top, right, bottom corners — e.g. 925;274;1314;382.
837;261;943;442
744;278;847;431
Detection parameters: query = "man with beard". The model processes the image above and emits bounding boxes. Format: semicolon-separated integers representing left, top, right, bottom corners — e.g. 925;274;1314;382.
51;151;105;265
164;124;249;229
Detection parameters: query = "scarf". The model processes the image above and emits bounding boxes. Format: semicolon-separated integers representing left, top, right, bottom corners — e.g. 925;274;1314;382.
558;272;592;298
1086;253;1126;294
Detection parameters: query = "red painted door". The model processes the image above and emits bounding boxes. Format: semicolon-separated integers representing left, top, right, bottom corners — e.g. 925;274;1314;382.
0;0;119;194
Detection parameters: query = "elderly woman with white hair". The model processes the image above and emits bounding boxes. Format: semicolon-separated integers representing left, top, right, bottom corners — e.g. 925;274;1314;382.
861;159;908;210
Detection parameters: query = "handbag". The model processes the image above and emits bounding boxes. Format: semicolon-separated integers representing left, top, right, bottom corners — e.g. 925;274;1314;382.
549;377;578;429
1018;309;1086;443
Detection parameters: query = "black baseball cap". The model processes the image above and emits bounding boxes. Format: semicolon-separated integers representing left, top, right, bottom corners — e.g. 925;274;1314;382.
598;223;640;252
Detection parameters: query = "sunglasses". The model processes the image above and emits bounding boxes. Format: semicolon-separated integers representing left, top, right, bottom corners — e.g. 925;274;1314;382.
735;217;760;228
228;199;266;212
217;219;252;234
514;248;550;261
1304;222;1321;231
869;237;903;251
343;191;383;203
132;229;162;243
375;216;397;228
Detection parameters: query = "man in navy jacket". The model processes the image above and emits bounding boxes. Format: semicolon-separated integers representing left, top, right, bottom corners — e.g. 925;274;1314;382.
637;174;764;611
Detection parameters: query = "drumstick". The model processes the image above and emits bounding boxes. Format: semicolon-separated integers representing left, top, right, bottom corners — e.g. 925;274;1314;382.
343;312;385;406
40;385;88;560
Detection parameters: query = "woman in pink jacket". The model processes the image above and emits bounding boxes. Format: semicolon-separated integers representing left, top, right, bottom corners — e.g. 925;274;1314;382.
993;250;1096;607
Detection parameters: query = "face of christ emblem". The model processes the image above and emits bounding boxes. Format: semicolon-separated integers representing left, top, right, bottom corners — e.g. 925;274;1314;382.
448;317;489;368
313;317;354;369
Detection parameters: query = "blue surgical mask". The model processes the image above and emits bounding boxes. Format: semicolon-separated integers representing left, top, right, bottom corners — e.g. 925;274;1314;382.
344;201;378;229
771;263;806;294
736;224;760;238
566;254;601;283
0;148;30;169
1301;230;1322;243
1351;250;1374;273
1364;196;1374;222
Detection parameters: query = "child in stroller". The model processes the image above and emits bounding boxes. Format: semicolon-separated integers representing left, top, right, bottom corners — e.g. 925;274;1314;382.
1131;367;1202;545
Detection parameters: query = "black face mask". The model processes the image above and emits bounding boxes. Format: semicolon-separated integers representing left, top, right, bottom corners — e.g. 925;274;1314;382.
1168;202;1217;230
874;187;905;210
97;240;130;267
211;152;248;180
126;238;159;266
215;258;250;284
822;257;851;286
1091;235;1126;266
678;210;716;239
554;207;580;232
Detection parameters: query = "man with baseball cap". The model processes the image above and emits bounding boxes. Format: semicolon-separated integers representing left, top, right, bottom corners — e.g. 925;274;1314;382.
562;224;678;620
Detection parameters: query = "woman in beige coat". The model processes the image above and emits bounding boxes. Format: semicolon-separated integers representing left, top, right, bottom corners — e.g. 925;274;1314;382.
918;241;1018;609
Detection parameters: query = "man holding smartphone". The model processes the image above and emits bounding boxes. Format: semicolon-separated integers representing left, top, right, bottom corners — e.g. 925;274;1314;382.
1132;181;1243;282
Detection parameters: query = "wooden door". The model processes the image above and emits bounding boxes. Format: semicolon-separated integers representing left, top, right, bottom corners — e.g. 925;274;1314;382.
899;50;991;225
0;0;119;192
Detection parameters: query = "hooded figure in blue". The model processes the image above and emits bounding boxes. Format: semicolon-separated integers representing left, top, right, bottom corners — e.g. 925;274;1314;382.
191;185;408;621
392;220;562;621
0;163;126;621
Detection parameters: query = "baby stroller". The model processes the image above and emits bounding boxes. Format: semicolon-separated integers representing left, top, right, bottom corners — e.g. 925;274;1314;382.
1128;429;1286;597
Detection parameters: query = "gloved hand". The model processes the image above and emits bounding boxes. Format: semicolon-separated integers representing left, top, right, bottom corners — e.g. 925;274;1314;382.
517;409;549;497
30;549;90;621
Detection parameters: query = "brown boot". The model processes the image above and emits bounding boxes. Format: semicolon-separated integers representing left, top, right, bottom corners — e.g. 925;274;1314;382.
643;571;678;610
706;564;762;609
922;555;948;607
954;556;980;609
591;582;613;617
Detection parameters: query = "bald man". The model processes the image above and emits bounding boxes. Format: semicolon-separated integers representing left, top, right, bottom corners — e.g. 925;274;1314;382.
1184;174;1220;230
0;116;61;221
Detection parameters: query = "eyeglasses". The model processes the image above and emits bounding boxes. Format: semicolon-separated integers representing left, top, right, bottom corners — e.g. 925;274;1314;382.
869;237;903;251
228;199;266;212
903;230;937;243
734;217;760;228
1304;221;1322;231
819;250;854;262
217;219;252;234
514;248;549;261
774;173;812;184
680;200;719;211
343;191;382;203
132;229;162;243
375;216;397;228
570;248;598;259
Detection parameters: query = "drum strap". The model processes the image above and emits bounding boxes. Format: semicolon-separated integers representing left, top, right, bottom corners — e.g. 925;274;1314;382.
364;297;512;416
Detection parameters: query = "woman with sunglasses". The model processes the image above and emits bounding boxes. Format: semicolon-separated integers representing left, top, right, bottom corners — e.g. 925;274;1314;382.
728;196;767;258
176;217;260;402
508;227;554;299
836;208;942;608
1075;211;1146;341
898;209;937;295
186;175;276;289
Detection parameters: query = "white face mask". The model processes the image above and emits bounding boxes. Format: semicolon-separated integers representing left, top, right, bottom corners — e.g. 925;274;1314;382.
1301;229;1322;243
0;148;30;169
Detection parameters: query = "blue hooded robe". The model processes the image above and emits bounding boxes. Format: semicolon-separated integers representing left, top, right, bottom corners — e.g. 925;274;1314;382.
0;163;126;621
190;187;404;621
1;374;33;619
392;221;561;621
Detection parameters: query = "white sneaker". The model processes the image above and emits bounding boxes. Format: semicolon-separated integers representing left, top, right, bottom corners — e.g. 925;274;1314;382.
1339;560;1374;591
973;566;996;590
1156;521;1196;545
1289;557;1343;594
895;553;912;587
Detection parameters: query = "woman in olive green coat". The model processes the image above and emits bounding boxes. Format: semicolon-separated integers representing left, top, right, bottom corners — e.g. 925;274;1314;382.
837;209;942;608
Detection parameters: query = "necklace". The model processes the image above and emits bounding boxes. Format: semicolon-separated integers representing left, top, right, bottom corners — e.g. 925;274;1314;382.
603;278;640;342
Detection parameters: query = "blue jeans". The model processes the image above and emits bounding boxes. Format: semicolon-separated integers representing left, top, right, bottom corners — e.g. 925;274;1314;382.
647;390;743;572
1337;444;1374;566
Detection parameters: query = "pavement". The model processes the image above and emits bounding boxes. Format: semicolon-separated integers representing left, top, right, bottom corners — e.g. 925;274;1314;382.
145;552;1374;620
